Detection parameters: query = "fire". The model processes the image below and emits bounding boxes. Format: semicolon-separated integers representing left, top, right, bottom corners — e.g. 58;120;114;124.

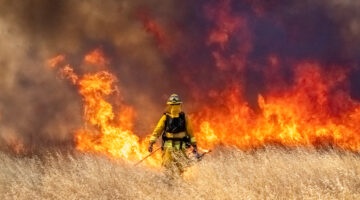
192;62;360;151
60;65;78;84
48;46;360;164
48;50;160;165
47;54;65;68
75;71;143;159
84;48;109;67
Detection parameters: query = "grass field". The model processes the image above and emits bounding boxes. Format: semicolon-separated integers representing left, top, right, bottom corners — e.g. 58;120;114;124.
1;146;360;200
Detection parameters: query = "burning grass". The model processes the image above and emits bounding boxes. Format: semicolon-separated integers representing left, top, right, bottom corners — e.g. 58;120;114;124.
1;146;360;199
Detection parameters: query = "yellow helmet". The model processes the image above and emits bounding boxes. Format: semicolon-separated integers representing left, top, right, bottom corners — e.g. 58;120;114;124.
166;94;182;105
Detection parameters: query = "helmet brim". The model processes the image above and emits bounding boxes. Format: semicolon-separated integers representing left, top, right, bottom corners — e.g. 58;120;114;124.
166;102;182;105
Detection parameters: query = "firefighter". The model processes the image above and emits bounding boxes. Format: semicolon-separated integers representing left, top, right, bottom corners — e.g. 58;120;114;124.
148;94;198;175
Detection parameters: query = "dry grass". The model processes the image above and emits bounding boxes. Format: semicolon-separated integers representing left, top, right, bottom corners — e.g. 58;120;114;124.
1;147;360;200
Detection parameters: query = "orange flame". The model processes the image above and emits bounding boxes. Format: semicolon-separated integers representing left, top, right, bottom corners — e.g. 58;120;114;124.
49;48;360;167
49;51;160;166
75;71;143;159
84;48;109;67
60;65;78;84
192;62;360;151
47;54;65;68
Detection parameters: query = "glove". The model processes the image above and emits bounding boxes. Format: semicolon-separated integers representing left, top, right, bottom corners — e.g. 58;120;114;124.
148;142;154;153
192;144;200;159
192;144;198;154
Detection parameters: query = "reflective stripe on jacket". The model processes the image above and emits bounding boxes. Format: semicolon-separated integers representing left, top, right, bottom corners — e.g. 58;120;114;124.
149;112;196;146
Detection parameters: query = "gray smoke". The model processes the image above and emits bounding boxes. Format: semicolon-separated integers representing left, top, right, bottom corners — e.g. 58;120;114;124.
0;0;359;153
0;0;184;152
324;0;360;59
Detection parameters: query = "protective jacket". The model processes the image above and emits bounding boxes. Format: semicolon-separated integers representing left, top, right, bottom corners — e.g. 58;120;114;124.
149;110;196;150
149;99;196;174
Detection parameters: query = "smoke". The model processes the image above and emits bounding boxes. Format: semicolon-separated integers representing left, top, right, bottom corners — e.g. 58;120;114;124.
0;0;186;152
325;0;360;56
0;0;359;152
0;10;81;152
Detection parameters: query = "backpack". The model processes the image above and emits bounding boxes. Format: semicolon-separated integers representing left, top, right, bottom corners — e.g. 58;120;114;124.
161;112;191;149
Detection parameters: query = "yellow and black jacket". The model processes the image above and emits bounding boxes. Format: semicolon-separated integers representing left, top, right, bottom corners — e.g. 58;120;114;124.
150;108;196;150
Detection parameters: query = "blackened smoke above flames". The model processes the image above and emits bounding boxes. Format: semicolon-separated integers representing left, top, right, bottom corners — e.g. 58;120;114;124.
0;0;359;153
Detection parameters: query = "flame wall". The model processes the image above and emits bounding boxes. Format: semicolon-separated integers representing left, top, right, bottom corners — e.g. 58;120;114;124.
0;0;359;153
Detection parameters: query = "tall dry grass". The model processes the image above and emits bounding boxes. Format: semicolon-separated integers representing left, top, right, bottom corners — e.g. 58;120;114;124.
1;147;360;200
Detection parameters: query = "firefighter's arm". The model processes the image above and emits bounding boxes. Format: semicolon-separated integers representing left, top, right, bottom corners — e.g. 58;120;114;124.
148;115;166;152
149;114;167;144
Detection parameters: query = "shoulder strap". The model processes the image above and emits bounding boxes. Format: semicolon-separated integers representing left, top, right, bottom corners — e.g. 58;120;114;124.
179;111;185;119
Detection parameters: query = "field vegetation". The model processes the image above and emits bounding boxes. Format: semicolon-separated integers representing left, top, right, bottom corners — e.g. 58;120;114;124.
1;147;360;199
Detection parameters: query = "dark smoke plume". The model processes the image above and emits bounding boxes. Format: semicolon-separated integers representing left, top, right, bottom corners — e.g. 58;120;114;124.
0;0;359;152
